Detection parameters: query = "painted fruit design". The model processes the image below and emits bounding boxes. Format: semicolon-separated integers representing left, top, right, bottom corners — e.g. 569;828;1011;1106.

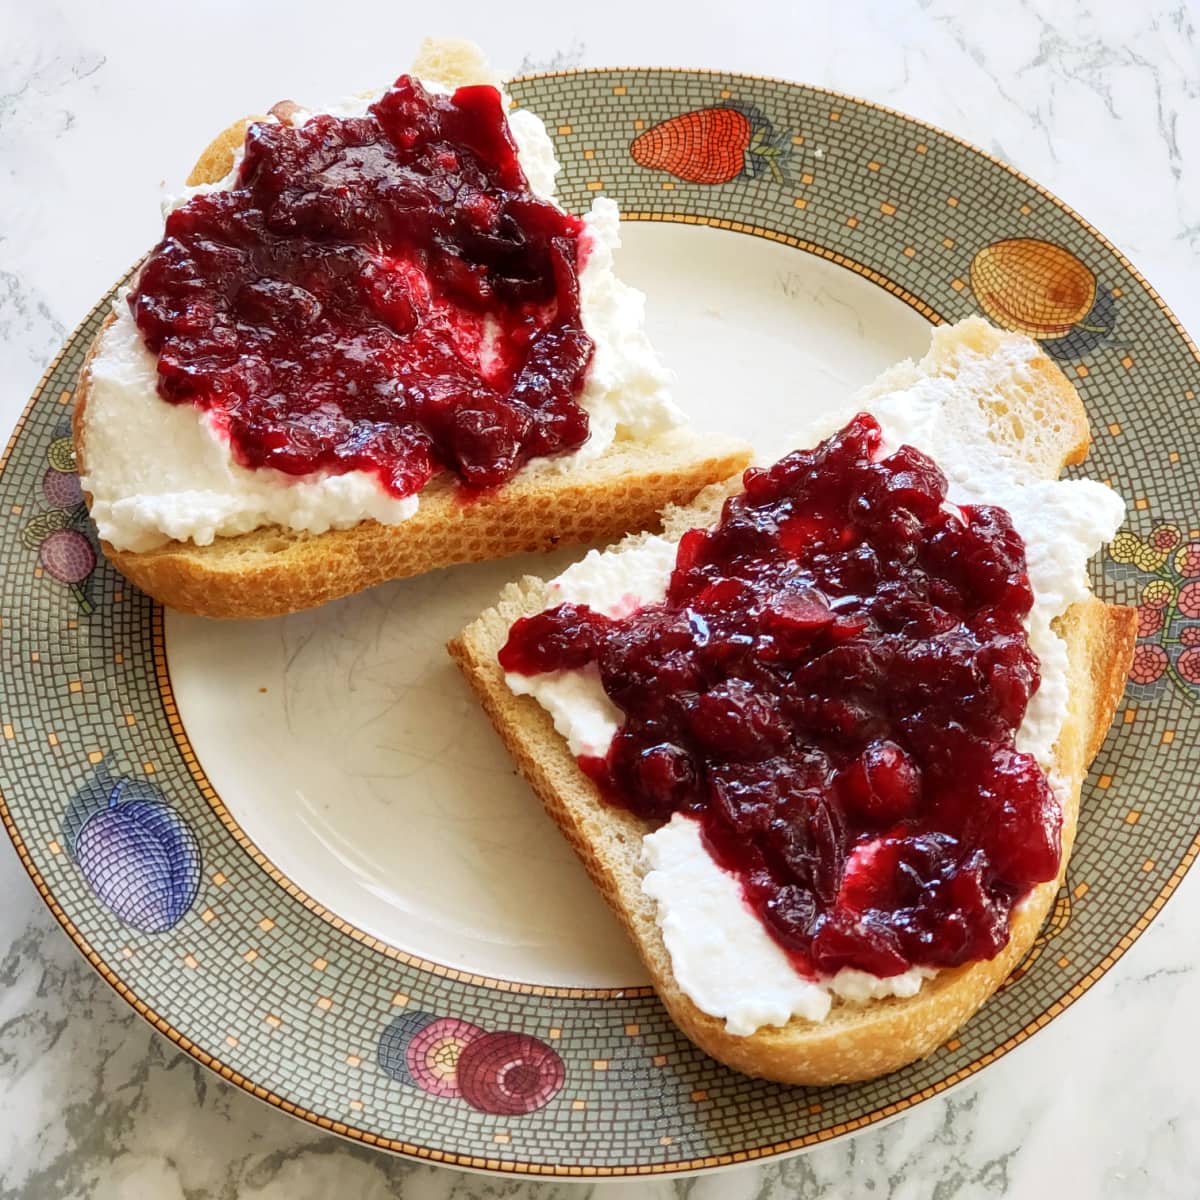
40;528;96;588
44;436;84;507
377;1011;484;1098
456;1031;566;1116
62;764;163;851
631;104;788;184
65;771;202;933
43;464;83;509
969;239;1117;360
1108;523;1200;696
378;1012;564;1114
24;433;96;613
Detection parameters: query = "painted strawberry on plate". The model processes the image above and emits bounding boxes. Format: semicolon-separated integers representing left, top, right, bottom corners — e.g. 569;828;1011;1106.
631;103;789;184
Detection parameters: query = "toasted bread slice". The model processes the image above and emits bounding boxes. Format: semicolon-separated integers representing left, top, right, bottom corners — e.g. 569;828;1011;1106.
73;46;750;620
450;321;1136;1084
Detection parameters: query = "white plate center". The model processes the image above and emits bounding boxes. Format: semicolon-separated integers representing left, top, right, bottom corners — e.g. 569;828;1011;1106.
164;222;930;987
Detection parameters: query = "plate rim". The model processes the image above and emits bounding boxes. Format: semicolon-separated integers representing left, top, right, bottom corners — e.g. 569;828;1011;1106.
513;65;1200;361
1;65;1198;1177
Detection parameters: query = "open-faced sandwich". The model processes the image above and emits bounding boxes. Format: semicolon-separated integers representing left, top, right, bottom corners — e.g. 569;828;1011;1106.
74;39;749;618
452;318;1137;1083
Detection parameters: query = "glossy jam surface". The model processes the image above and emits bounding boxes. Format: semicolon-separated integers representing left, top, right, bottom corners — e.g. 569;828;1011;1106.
130;77;593;494
501;415;1060;977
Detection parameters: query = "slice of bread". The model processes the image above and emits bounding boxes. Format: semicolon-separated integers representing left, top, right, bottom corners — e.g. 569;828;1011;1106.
74;362;747;618
450;320;1137;1085
73;48;750;620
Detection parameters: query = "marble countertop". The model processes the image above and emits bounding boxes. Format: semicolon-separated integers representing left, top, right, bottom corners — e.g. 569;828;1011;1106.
2;1;1198;1196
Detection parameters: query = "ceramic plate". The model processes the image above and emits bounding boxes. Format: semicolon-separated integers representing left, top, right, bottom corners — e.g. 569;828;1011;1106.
2;68;1198;1178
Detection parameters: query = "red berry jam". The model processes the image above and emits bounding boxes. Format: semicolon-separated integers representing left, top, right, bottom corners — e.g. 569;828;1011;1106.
501;415;1060;978
129;76;594;495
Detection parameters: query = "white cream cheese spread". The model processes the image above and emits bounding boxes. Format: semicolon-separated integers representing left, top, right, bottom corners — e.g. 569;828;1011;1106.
642;813;936;1034
82;75;681;554
506;326;1126;1036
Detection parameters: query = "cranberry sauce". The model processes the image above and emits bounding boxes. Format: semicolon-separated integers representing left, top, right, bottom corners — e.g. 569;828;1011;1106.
501;415;1060;978
129;77;594;495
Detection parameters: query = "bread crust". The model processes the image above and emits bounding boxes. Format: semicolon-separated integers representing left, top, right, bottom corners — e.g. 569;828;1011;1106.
74;114;751;620
449;341;1137;1085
